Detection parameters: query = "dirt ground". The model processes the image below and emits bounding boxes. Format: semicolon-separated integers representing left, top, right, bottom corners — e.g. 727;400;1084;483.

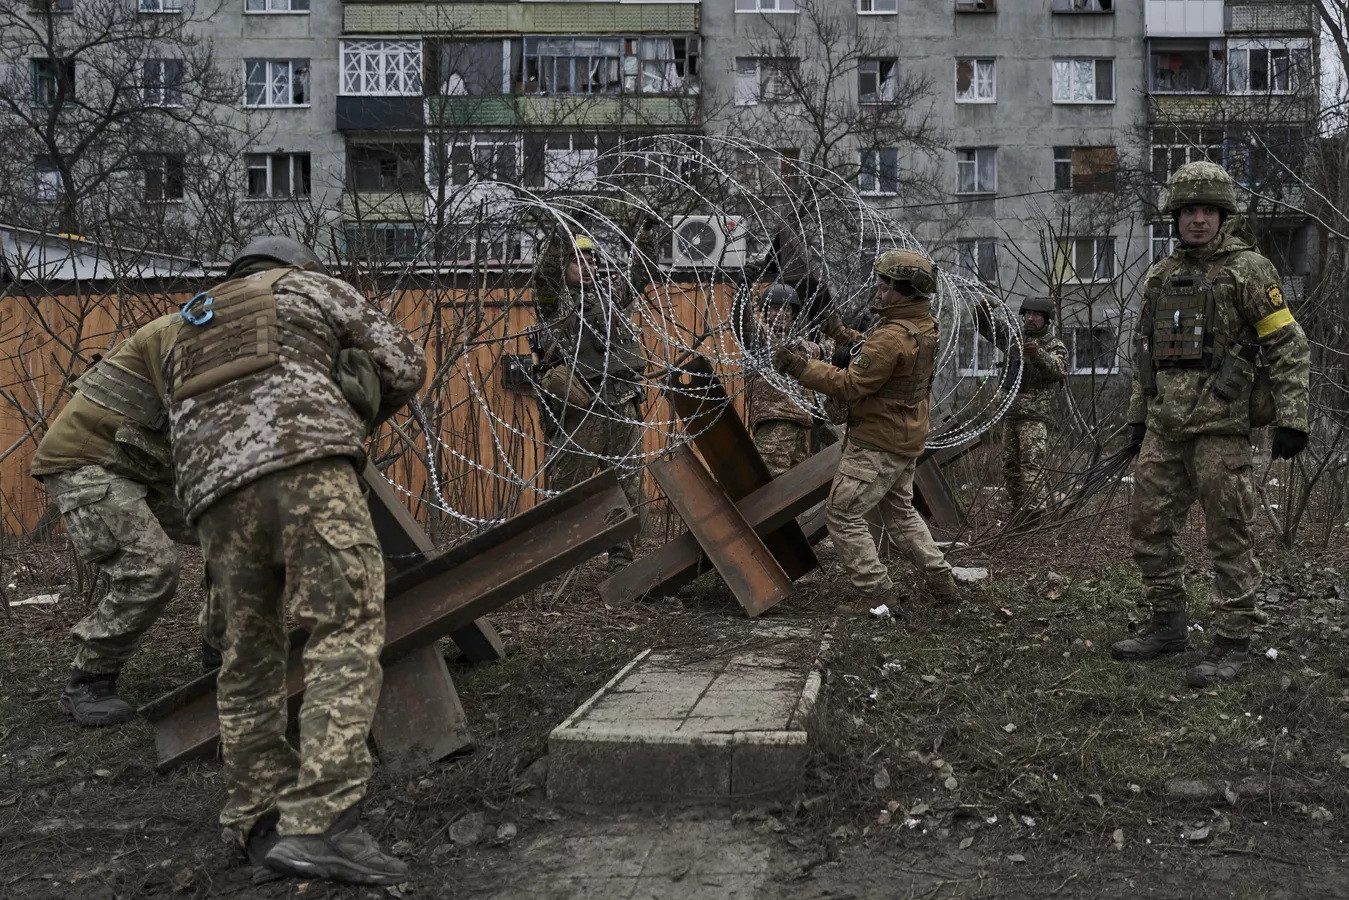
2;510;1348;899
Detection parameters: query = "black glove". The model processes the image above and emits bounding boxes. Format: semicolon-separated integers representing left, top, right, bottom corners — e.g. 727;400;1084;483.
1124;422;1146;457
831;340;861;369
1271;427;1308;460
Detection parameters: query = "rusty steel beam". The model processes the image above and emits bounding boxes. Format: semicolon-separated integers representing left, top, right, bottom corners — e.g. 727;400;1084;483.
650;445;793;616
599;443;842;605
142;471;637;771
371;645;474;774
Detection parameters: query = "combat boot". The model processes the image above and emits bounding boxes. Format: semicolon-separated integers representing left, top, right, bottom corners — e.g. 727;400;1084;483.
264;805;410;887
1183;636;1252;688
834;585;906;619
1109;610;1188;661
925;570;961;604
244;810;280;866
201;641;223;673
60;669;134;726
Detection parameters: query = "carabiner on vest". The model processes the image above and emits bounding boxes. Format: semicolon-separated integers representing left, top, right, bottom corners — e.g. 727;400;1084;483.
181;292;215;327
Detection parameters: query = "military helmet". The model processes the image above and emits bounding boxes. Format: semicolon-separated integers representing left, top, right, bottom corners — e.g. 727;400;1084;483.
875;249;938;298
1020;297;1055;320
1162;160;1238;215
225;236;326;279
762;282;801;310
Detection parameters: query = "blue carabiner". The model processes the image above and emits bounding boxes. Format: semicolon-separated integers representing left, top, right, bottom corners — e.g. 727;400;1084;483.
181;291;215;327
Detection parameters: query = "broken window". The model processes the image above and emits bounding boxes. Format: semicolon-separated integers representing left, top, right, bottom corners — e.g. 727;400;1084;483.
859;58;898;104
1053;146;1117;193
1052;58;1114;103
955;58;995;102
349;145;424;192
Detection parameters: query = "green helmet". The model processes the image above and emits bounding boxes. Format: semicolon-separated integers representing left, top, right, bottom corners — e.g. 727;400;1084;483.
1019;297;1055;321
874;249;938;298
1162;161;1238;215
226;236;326;279
762;282;801;310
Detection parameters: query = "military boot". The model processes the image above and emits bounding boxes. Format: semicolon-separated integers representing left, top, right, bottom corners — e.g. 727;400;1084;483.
60;669;134;727
925;570;961;604
1183;636;1252;688
244;811;281;866
1109;610;1188;661
201;641;223;673
264;805;410;887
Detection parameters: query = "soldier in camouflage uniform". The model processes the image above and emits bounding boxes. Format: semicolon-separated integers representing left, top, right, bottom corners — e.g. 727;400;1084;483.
773;250;958;612
1112;162;1310;687
746;283;828;476
976;296;1068;521
533;226;658;570
31;313;194;726
167;237;426;886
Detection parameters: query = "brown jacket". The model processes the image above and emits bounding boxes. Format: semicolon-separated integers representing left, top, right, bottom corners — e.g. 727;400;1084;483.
797;300;938;457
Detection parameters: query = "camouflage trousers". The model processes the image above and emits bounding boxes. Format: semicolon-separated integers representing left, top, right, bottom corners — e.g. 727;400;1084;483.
753;420;812;478
43;465;192;675
1129;431;1263;640
195;457;385;839
542;387;645;563
826;443;952;593
1002;418;1050;514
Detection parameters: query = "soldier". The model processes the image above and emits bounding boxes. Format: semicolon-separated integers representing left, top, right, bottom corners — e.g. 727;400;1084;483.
167;237;426;885
773;250;959;611
1112;161;1310;687
976;297;1068;521
32;312;195;726
746;282;827;476
533;226;657;571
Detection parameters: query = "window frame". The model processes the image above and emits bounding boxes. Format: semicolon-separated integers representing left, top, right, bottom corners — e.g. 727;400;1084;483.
138;0;184;12
140;153;186;202
1066;324;1119;375
1148;41;1217;95
244;0;310;13
1052;57;1115;105
143;58;185;108
734;56;796;106
735;0;799;14
541;133;601;190
956;146;997;195
1057;236;1117;283
348;144;425;193
955;57;996;104
857;147;900;196
956;237;998;283
447;133;523;187
1227;39;1310;96
858;57;898;104
31;57;75;108
955;326;998;377
1149;223;1176;263
340;39;423;97
342;222;423;261
244;59;311;107
857;0;898;13
244;151;312;199
33;156;63;202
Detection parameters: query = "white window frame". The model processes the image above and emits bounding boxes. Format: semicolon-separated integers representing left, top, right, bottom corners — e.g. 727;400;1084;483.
858;147;899;196
1227;39;1310;95
1067;325;1119;375
859;58;898;104
734;147;800;194
244;59;310;107
1151;128;1222;180
857;0;897;13
1058;236;1116;283
138;0;183;12
245;152;311;199
735;57;795;106
1052;58;1115;104
735;0;798;13
33;157;62;202
956;327;997;377
543;133;600;190
447;133;522;186
956;238;998;282
141;153;186;202
143;58;184;108
341;39;423;97
956;147;996;194
955;58;996;103
245;0;310;13
1150;224;1176;263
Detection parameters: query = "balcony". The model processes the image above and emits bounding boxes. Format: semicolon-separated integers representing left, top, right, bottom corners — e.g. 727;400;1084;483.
341;190;426;224
1145;0;1222;37
1148;92;1316;123
427;94;699;129
1225;1;1317;35
337;96;424;131
343;2;699;36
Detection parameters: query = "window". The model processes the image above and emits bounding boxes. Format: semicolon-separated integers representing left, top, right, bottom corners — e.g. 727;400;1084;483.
1052;0;1112;11
244;60;310;107
735;57;796;106
141;154;185;201
519;37;699;96
449;134;520;186
349;145;423;192
1052;58;1114;103
31;0;74;11
735;0;798;12
1149;42;1218;94
1150;224;1176;262
956;147;996;194
734;147;800;193
33;156;62;201
628;38;700;95
139;0;183;11
957;238;998;282
858;0;897;12
246;0;310;11
859;58;898;104
1052;146;1117;193
955;58;995;103
955;0;996;10
1228;41;1310;95
1151;127;1222;180
1055;237;1116;282
245;152;311;198
858;148;899;196
543;134;599;189
143;59;184;107
955;328;997;376
31;58;75;107
343;223;421;261
1068;326;1117;374
1224;125;1302;190
341;40;422;97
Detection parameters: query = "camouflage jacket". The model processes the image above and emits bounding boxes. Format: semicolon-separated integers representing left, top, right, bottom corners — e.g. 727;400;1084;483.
32;313;183;485
168;268;427;523
975;311;1068;423
1126;218;1311;441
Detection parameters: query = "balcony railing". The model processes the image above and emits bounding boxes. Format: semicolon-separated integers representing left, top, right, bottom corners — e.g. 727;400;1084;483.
344;2;700;35
427;94;699;129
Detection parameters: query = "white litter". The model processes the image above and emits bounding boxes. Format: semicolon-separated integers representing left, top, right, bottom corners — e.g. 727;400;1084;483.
1265;647;1279;660
870;604;893;619
12;593;60;607
952;566;990;583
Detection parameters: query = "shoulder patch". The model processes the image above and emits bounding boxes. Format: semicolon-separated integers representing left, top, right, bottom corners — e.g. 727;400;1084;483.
853;352;871;370
1266;284;1284;307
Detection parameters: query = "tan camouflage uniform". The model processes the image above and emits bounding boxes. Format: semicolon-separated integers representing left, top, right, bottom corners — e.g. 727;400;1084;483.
747;305;822;477
1127;217;1310;640
168;267;425;839
31;313;191;675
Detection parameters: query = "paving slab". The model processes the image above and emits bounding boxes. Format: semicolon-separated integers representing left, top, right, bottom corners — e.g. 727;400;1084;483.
548;623;823;806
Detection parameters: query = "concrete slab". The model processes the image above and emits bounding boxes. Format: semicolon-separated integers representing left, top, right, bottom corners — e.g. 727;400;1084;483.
548;623;823;806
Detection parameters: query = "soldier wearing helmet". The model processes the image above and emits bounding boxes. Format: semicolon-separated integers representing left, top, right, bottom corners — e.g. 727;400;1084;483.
167;236;427;885
745;282;829;476
1112;160;1310;688
773;249;958;612
974;295;1068;522
532;223;659;571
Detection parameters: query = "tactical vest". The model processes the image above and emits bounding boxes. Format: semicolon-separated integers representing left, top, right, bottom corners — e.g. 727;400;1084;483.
172;267;331;401
74;359;167;431
875;325;938;405
1148;257;1231;371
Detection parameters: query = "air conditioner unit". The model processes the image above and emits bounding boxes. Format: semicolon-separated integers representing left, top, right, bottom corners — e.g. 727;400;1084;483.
671;215;748;268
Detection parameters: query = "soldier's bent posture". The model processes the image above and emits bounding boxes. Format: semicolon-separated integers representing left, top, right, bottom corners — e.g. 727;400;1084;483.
976;296;1068;521
747;283;825;476
167;237;426;885
533;227;657;571
1113;161;1310;687
773;250;958;611
32;313;192;726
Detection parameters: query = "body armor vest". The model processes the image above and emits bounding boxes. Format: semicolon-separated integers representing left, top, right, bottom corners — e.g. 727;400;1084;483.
1149;257;1231;370
875;326;938;405
74;359;167;430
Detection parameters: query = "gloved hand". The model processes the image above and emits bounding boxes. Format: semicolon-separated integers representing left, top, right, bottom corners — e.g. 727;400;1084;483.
772;345;809;379
831;340;860;369
824;313;850;343
1271;427;1308;460
1125;422;1146;457
336;348;382;432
